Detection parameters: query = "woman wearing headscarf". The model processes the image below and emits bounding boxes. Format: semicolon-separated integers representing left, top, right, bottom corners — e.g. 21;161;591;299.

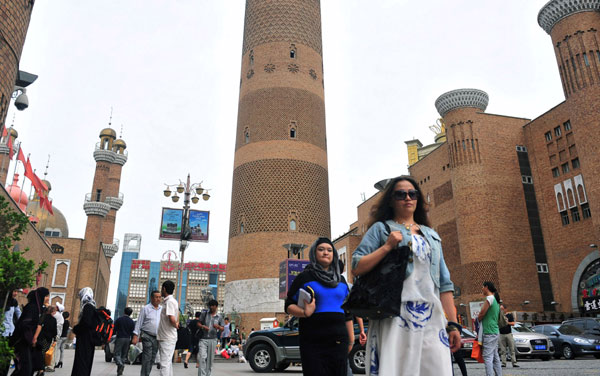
11;287;49;376
32;305;57;375
72;287;96;376
285;237;353;376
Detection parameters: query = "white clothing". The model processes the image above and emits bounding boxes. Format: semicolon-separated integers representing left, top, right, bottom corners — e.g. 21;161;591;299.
366;234;452;376
158;339;176;376
53;311;64;340
157;295;178;341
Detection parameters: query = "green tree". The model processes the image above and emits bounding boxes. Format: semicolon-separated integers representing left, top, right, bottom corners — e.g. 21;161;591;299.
0;194;48;368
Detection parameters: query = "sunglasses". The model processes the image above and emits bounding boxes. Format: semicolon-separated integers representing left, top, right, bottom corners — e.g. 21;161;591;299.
392;189;419;201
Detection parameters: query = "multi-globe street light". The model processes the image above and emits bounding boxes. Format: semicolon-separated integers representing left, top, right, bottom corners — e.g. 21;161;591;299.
163;173;210;306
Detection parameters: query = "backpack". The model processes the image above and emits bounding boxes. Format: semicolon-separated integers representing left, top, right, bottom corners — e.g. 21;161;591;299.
93;307;114;346
498;310;509;329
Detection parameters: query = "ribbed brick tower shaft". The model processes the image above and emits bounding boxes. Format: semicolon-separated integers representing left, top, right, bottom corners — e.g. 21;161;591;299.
225;0;331;328
0;1;34;132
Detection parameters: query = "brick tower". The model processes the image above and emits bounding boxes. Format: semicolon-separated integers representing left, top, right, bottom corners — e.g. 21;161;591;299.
538;1;600;230
225;0;331;327
0;1;35;130
74;127;127;314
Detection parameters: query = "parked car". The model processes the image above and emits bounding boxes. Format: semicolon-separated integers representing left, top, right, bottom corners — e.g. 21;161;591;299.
511;323;553;360
456;328;476;359
243;317;367;374
562;318;600;337
533;324;600;360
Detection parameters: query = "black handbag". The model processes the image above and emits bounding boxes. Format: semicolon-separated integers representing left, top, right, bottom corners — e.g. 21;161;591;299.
342;222;410;319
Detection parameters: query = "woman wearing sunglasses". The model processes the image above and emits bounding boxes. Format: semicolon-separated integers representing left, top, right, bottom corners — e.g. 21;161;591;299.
352;176;460;376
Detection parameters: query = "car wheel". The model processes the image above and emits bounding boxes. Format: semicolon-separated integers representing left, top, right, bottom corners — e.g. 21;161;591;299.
248;344;276;373
594;354;600;359
562;344;575;360
349;346;366;374
275;361;290;371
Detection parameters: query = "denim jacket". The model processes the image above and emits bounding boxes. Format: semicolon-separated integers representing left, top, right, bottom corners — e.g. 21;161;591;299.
351;220;454;293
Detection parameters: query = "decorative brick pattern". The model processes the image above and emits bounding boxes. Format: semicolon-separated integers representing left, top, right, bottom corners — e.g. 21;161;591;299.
229;158;330;238
454;261;499;296
437;220;460;267
235;87;326;150
435;89;489;118
242;0;323;56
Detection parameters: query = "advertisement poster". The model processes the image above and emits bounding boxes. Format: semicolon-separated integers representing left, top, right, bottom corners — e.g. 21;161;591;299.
159;208;183;240
279;259;310;299
189;210;210;242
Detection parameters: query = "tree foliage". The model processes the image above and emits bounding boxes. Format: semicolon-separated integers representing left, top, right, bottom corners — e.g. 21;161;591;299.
0;194;48;368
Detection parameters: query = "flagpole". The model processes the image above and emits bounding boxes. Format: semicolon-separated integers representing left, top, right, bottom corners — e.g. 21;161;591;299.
10;142;19;181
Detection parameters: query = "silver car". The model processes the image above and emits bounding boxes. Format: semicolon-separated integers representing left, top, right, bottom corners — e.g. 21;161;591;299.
511;323;554;360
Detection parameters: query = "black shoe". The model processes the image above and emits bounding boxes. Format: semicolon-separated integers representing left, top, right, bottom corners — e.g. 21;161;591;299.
157;363;161;370
55;362;63;369
501;364;506;367
513;364;519;367
184;362;188;369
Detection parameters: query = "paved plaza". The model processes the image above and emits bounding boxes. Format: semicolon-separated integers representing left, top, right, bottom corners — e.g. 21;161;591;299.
31;349;600;376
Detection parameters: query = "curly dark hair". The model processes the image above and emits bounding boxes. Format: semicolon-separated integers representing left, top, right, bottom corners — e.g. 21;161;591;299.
367;176;430;229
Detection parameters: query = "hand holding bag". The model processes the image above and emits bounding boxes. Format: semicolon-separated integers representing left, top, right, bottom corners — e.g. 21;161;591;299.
342;221;410;319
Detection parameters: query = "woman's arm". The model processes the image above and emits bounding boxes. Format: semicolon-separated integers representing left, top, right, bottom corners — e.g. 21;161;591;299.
356;317;367;345
440;291;461;352
353;231;403;276
286;298;316;318
32;324;42;346
345;320;355;354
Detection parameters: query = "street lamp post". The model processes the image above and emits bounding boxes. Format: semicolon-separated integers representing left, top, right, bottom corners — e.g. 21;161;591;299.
163;173;211;309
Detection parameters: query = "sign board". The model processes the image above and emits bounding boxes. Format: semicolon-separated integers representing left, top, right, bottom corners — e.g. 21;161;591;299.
583;296;600;313
159;208;183;240
469;301;485;320
279;259;310;299
131;260;150;270
182;262;226;272
189;209;210;242
273;319;279;328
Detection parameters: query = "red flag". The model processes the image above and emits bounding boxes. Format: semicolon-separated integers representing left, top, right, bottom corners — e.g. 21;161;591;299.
1;127;6;138
32;173;48;193
16;147;26;165
23;158;34;183
42;195;54;215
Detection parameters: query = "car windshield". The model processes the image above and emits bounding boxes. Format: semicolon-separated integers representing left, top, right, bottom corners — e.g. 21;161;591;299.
462;328;476;338
558;325;584;335
512;324;533;333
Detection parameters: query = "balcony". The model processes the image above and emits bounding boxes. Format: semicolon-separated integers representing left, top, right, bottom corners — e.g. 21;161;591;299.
93;143;115;163
102;239;119;258
83;193;110;217
105;192;124;211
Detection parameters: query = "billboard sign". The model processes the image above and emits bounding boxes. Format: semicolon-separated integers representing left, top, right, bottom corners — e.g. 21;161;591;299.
279;259;310;299
189;210;210;242
159;208;183;240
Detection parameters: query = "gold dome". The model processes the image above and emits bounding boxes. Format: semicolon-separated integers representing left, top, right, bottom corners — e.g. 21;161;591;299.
42;180;52;191
113;139;127;149
100;128;117;139
26;199;69;238
8;128;18;138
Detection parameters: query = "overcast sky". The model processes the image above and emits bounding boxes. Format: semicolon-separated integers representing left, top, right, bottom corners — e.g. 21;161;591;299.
7;0;564;312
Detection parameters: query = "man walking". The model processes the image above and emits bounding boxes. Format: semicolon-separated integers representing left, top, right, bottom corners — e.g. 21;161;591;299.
477;281;502;376
498;304;518;368
132;290;163;376
198;300;224;376
114;307;135;375
157;281;179;376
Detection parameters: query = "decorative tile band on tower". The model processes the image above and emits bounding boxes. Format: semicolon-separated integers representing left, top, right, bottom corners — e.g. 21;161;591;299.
83;194;111;217
102;242;119;258
113;153;128;166
93;148;115;163
538;0;600;34
105;193;124;211
435;89;489;118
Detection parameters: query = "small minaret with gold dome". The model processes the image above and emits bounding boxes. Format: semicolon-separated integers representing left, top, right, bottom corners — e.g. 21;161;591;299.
0;127;19;186
78;126;127;308
405;118;447;166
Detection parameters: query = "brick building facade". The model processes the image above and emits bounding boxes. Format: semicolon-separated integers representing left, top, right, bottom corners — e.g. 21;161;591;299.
225;0;331;329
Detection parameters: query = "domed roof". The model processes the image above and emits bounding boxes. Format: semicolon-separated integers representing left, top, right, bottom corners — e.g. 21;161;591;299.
113;139;127;149
100;128;117;138
42;180;52;191
8;128;18;138
6;174;28;211
26;199;69;238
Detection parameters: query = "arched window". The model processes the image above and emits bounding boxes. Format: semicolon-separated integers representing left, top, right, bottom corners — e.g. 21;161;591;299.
240;222;244;234
289;219;297;231
567;188;575;208
244;128;250;144
249;50;254;66
557;192;564;212
290;127;296;139
290;44;297;59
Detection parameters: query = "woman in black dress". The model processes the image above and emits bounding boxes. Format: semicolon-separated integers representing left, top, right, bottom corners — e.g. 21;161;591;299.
11;287;49;376
71;287;96;376
33;306;57;375
285;237;353;376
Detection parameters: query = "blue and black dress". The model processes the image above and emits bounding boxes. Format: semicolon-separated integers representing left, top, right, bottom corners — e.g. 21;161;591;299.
285;270;351;376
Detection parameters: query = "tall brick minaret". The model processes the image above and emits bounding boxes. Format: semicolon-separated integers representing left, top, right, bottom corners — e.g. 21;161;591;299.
225;0;331;327
0;127;18;186
74;127;127;315
538;0;600;234
0;1;35;132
